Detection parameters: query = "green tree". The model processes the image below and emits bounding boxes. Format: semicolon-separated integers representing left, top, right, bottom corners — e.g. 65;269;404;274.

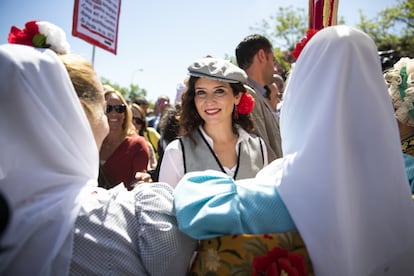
227;2;412;74
128;84;148;101
357;0;414;57
250;6;308;51
249;6;308;76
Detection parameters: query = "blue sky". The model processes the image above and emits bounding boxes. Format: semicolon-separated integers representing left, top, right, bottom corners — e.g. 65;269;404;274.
0;0;395;103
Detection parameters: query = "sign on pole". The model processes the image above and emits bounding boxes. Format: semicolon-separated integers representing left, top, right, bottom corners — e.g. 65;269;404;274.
72;0;121;55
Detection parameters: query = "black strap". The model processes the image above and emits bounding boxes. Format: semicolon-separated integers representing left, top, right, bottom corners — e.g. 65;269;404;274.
259;138;264;165
233;143;241;179
178;137;187;173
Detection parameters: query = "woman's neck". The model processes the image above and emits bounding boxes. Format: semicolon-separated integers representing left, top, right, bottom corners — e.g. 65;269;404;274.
103;129;125;145
202;123;239;169
202;123;237;144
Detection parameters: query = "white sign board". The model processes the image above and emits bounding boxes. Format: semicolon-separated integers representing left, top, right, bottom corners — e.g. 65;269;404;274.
72;0;121;54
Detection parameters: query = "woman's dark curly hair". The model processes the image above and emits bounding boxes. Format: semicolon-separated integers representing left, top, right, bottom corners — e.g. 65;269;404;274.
179;76;254;142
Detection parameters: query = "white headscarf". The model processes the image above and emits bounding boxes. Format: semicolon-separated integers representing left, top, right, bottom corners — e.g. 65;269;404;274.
272;25;414;275
0;44;98;275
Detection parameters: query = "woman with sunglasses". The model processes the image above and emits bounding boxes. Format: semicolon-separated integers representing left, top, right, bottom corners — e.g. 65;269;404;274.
100;88;150;190
131;103;159;171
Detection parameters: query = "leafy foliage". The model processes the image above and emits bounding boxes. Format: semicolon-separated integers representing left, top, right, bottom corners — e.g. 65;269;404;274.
249;1;413;74
250;6;308;51
357;0;414;57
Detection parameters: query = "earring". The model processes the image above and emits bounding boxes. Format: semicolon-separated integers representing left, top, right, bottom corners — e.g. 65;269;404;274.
233;104;239;120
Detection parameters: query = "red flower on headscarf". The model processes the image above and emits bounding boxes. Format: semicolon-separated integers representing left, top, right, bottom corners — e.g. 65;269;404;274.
237;93;255;115
8;21;44;47
292;29;319;60
7;20;70;54
251;247;307;276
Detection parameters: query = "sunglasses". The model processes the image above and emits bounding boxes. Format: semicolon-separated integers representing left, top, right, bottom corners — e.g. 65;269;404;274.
106;104;126;114
133;117;145;125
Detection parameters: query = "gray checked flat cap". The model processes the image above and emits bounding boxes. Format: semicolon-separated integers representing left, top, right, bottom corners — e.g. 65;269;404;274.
187;57;247;84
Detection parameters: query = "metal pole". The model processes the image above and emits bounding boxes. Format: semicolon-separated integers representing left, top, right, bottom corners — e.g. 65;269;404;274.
91;45;96;67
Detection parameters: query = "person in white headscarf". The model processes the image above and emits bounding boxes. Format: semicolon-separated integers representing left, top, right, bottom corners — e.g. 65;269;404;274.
0;43;196;275
173;25;414;276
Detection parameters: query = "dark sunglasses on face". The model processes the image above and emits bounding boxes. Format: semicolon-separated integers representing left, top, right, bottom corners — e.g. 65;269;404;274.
133;117;145;125
106;104;126;114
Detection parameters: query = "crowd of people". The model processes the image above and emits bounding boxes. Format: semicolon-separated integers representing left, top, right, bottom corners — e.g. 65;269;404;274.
1;20;414;276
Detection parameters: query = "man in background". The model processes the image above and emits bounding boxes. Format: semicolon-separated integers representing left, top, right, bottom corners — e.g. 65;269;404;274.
236;34;282;161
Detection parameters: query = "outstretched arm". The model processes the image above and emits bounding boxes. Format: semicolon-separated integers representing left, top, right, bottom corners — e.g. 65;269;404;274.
173;166;296;239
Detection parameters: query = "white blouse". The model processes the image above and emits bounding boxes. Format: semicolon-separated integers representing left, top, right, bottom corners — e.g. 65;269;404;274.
158;126;268;188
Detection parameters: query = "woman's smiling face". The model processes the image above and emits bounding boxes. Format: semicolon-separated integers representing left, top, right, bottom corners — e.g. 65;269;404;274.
105;92;125;131
194;78;240;126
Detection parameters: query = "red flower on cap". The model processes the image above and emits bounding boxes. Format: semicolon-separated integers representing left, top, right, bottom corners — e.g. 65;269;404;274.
292;29;319;60
237;93;255;115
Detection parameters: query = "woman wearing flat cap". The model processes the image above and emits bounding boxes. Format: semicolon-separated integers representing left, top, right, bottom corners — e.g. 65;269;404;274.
157;57;278;273
158;57;268;188
172;26;414;276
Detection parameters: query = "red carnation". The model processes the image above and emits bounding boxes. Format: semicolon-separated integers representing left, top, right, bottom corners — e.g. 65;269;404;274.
292;29;319;60
238;93;255;115
8;21;40;46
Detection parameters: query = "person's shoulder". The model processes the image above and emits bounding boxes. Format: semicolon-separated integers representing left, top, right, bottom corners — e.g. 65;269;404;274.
238;127;262;141
163;138;182;153
245;84;268;106
237;126;267;146
147;127;160;137
244;84;257;95
128;133;148;146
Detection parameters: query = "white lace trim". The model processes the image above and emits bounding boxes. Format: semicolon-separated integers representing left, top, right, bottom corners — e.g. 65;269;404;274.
384;57;414;126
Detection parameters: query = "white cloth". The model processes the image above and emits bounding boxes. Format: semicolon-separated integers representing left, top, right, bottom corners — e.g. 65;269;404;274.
272;25;414;275
0;44;197;276
159;126;268;188
0;44;98;275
